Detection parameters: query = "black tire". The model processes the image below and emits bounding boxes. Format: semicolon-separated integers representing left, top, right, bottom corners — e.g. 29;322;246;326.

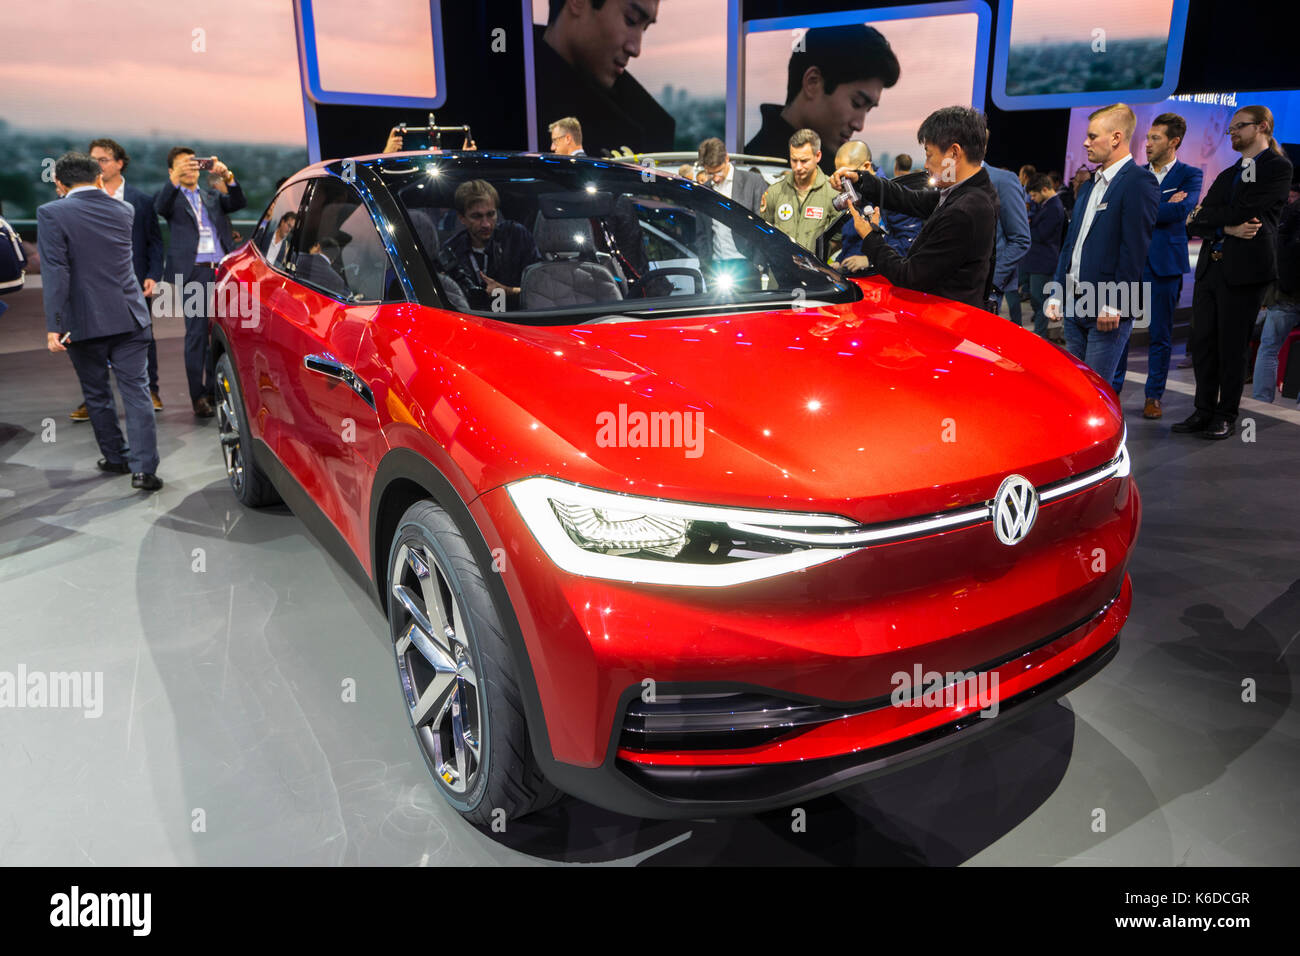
386;500;562;826
214;352;280;508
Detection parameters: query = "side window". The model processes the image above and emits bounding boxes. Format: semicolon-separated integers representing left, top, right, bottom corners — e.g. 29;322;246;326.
255;181;306;271
294;177;397;303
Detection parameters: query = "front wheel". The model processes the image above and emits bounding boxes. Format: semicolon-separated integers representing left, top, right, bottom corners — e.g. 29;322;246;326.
214;352;279;507
386;500;562;825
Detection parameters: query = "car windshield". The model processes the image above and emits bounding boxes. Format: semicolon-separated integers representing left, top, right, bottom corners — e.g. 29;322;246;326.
375;153;859;323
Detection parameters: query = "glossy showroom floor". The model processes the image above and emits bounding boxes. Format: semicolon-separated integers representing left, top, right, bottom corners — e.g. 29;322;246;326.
1;286;1297;866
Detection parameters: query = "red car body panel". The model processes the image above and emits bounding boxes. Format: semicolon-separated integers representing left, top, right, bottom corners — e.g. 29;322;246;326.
213;166;1139;813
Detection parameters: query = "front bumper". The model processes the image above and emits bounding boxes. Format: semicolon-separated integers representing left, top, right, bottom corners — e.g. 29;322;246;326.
469;474;1139;817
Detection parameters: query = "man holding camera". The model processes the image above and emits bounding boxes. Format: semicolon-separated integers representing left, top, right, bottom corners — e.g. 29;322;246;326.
155;147;246;418
830;106;999;309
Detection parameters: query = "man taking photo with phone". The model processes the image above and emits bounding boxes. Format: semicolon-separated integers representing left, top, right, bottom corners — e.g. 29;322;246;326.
155;147;246;418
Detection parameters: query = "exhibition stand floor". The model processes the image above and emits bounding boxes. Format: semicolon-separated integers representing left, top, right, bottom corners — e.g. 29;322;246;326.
1;288;1297;866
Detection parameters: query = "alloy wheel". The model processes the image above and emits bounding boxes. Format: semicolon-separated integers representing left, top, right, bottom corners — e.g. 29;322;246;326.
390;541;484;795
215;370;244;496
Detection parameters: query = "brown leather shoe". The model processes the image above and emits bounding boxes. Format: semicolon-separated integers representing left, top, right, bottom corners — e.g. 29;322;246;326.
1143;398;1162;419
70;403;89;422
193;396;215;418
151;390;164;412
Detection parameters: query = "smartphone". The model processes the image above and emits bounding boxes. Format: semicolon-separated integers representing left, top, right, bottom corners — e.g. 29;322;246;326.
195;157;216;171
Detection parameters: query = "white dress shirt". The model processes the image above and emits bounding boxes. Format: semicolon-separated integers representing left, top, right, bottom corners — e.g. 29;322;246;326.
1149;158;1174;184
711;163;742;260
1067;152;1131;291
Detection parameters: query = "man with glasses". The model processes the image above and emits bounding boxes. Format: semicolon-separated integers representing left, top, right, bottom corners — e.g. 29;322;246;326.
63;139;165;421
1176;107;1293;439
549;117;586;157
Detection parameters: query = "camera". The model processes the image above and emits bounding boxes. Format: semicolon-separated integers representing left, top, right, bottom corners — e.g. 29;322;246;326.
832;178;859;212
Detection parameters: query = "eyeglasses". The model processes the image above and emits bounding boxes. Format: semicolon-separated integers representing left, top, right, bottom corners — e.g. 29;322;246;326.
1226;122;1258;134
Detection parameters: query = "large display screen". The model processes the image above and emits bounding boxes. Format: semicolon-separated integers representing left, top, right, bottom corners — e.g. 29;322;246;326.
992;0;1189;110
738;3;991;173
528;0;729;154
297;0;444;107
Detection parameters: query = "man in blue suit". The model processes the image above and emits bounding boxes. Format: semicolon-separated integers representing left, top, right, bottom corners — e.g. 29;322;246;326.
1046;104;1159;390
38;153;161;491
1113;114;1203;417
980;128;1031;317
155;146;246;418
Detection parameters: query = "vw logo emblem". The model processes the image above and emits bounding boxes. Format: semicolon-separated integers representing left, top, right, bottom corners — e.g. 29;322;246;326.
991;474;1039;546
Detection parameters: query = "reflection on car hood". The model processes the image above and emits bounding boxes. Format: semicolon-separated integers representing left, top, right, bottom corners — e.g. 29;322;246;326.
425;281;1123;522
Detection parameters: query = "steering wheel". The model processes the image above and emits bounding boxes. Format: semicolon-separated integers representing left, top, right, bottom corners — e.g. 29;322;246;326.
635;266;705;296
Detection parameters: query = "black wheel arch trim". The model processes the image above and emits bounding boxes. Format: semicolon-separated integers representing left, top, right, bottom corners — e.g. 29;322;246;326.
369;448;560;771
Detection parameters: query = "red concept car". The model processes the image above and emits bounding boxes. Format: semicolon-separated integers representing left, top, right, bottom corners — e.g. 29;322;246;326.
210;151;1139;823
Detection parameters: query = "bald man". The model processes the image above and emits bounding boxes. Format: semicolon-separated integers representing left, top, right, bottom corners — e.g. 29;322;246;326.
833;141;875;273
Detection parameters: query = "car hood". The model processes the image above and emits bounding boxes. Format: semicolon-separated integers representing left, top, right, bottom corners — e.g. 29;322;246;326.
428;282;1123;523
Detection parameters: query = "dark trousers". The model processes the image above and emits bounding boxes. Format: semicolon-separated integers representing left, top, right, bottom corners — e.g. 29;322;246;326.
183;263;216;402
1190;259;1269;423
1028;273;1052;338
1143;271;1182;401
146;326;159;394
66;324;159;475
1113;269;1182;397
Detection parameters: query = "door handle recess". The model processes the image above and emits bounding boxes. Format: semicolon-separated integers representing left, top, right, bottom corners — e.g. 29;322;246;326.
304;353;375;409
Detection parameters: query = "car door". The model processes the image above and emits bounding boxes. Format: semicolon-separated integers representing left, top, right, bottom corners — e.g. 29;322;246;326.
236;180;307;453
268;175;394;559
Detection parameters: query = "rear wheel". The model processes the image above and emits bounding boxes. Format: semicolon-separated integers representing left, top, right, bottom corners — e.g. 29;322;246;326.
386;500;562;825
214;352;280;507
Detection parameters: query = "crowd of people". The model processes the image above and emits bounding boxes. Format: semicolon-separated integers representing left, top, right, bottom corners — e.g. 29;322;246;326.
664;99;1296;436
9;138;249;492
7;74;1295;494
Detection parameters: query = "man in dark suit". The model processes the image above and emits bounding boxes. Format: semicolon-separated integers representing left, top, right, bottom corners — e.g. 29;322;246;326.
38;153;161;491
1121;114;1203;419
76;138;166;416
1023;175;1066;339
1046;104;1159;391
155;146;246;418
831;106;1000;309
534;0;674;155
693;137;766;275
1175;106;1293;439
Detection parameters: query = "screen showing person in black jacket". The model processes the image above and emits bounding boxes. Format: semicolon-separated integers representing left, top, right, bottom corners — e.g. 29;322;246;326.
830;106;999;309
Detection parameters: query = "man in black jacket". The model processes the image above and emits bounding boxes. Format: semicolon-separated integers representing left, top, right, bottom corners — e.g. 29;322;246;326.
534;0;674;156
442;180;541;311
1174;106;1293;439
831;106;999;309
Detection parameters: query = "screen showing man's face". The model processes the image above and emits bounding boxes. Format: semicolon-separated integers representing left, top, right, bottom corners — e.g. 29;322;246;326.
806;75;883;159
459;200;498;245
570;0;659;88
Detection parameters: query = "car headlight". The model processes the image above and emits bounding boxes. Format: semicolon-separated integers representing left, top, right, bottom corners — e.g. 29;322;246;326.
507;477;859;587
1116;425;1131;478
